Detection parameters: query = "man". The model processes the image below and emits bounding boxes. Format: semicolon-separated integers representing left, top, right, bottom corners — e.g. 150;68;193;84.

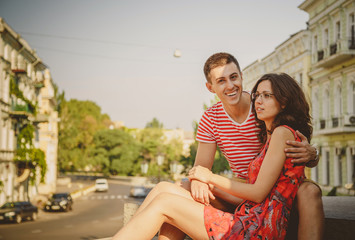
161;52;324;240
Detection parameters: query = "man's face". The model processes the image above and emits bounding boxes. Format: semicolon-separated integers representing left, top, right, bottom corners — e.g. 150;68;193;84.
206;62;243;107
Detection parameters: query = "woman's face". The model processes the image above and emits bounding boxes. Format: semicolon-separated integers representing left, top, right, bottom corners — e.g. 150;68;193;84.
254;80;283;128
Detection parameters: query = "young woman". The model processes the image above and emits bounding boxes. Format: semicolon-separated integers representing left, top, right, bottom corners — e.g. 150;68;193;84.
113;73;312;240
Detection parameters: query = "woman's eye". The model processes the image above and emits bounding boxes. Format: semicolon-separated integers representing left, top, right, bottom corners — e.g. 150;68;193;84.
264;94;271;98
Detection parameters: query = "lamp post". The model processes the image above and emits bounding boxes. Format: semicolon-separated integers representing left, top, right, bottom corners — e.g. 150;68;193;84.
169;161;178;181
156;154;164;182
140;161;148;175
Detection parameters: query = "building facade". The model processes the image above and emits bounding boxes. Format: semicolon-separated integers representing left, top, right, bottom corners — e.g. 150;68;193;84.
243;29;312;98
243;0;355;191
299;0;355;190
0;18;58;205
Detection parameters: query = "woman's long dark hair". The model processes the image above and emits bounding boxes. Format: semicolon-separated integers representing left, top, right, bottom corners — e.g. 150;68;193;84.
251;73;313;145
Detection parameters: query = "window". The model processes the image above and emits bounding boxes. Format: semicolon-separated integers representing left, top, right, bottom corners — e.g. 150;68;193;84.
350;13;355;49
324;28;329;48
353;82;355;113
336;21;341;40
334;84;342;116
314;35;318;51
323;88;330;121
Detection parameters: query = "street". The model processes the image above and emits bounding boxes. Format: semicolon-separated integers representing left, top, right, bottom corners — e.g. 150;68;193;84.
0;180;142;240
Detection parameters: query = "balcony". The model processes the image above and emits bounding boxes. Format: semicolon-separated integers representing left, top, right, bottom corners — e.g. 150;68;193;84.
312;37;355;68
9;103;34;119
314;116;355;136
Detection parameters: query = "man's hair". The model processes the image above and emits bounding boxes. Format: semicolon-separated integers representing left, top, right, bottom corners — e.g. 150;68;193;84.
251;73;313;145
203;52;241;83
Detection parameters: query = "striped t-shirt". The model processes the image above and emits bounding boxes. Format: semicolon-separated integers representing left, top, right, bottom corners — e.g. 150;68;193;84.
196;100;262;179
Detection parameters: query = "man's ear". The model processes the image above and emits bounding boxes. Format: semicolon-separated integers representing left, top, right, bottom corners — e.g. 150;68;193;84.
206;82;215;93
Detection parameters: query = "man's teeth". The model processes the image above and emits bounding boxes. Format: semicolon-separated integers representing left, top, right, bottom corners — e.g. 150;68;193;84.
227;92;237;96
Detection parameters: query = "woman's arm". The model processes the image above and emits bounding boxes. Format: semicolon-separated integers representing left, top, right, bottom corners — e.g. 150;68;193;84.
189;126;295;203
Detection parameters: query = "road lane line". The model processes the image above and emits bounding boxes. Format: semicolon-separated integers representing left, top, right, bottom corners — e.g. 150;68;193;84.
32;229;42;233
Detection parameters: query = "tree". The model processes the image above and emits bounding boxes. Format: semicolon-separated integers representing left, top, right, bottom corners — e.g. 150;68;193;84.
58;99;112;172
90;129;141;175
145;117;164;129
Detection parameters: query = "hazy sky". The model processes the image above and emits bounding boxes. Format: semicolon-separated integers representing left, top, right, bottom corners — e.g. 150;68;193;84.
0;0;308;131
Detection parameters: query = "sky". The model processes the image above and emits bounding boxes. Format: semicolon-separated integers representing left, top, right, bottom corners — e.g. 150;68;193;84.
0;0;309;131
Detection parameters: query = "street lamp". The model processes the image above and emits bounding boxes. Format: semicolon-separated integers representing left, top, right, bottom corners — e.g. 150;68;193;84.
140;161;148;175
156;154;164;182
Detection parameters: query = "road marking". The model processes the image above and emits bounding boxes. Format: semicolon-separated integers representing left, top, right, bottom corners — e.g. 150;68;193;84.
32;229;42;233
104;195;108;199
65;224;73;228
110;195;116;199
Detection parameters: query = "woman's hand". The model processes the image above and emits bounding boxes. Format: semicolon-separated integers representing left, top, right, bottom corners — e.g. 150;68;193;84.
188;165;213;184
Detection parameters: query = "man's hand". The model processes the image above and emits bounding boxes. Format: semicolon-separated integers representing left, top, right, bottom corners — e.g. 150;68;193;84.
190;180;215;205
285;130;317;165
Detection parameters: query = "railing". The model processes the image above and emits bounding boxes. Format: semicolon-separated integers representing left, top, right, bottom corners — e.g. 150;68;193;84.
330;43;337;55
11;103;34;114
349;37;355;50
332;117;339;128
317;50;324;61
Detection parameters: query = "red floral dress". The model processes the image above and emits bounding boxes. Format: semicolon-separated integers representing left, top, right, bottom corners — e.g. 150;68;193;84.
204;126;305;240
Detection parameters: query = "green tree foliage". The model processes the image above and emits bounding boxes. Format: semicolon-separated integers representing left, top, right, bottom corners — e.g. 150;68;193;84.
58;99;111;172
90;129;140;175
145;117;164;129
14;124;46;183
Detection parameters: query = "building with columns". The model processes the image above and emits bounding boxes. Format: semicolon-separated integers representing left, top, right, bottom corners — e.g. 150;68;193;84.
243;0;355;191
299;0;355;190
0;18;58;205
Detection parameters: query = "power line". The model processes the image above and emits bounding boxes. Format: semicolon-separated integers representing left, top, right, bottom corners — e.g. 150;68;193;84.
20;31;171;50
31;45;200;65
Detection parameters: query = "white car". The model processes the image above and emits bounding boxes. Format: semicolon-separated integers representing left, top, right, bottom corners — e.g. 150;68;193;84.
95;178;109;192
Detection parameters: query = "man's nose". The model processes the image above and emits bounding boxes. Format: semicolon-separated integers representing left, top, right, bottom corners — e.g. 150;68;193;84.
226;79;234;88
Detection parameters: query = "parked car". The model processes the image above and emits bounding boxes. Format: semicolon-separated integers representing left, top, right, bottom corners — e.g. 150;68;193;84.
130;186;148;198
44;192;73;212
95;178;109;192
0;201;38;224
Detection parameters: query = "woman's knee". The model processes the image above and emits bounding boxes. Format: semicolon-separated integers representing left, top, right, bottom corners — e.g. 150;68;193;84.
151;181;175;194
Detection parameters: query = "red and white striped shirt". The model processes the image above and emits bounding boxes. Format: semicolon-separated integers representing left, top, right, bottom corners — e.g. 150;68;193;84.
196;100;262;179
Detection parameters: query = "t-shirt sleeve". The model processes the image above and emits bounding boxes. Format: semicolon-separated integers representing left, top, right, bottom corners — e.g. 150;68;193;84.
196;110;216;143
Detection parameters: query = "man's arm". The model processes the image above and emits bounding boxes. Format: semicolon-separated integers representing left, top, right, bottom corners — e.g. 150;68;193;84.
285;130;318;167
190;142;217;204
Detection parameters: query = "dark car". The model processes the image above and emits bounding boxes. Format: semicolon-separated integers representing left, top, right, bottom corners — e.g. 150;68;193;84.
44;192;73;212
0;201;38;224
130;186;149;198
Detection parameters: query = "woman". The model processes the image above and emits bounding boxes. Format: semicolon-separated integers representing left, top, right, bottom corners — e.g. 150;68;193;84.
113;73;312;240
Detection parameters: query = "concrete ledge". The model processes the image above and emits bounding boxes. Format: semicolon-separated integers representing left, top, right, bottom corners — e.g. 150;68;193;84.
323;196;355;240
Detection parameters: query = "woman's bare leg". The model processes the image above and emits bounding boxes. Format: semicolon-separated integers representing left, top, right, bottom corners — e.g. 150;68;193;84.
129;182;192;240
113;192;209;240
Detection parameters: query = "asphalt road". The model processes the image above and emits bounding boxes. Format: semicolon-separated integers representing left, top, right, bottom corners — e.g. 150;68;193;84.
0;180;142;240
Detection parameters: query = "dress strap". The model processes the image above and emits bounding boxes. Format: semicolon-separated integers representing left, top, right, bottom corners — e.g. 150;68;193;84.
280;125;300;142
